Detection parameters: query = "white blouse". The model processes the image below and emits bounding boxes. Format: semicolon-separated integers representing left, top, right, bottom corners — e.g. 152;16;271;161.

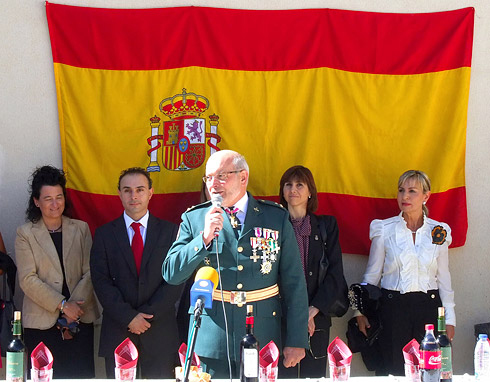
362;212;456;326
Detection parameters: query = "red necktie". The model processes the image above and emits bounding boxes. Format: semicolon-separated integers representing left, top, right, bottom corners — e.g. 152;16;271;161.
131;222;144;275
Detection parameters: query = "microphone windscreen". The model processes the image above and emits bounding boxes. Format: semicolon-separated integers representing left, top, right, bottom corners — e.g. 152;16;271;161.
195;266;219;291
211;194;223;209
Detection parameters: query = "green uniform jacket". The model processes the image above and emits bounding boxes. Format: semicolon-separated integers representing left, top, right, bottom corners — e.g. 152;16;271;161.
163;193;309;362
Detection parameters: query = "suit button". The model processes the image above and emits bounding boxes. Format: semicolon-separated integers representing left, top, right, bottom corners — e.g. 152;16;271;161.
237;283;243;289
237;303;243;308
309;271;313;276
237;247;243;253
194;246;199;252
272;311;276;316
237;265;244;271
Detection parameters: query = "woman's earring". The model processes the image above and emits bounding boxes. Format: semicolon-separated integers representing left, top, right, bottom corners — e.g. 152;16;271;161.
423;201;426;205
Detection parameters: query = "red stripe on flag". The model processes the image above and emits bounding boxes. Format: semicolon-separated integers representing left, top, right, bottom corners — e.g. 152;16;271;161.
66;189;202;235
263;187;467;254
46;3;474;74
68;186;466;255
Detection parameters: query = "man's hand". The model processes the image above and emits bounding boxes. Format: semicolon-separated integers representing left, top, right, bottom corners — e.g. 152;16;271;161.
282;347;305;368
128;313;153;335
356;315;371;337
202;206;224;246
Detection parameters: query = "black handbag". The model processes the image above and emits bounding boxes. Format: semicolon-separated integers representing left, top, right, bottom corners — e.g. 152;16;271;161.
317;216;349;317
0;274;16;356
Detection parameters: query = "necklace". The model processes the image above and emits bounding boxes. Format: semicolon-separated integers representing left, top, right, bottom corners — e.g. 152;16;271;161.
47;224;62;233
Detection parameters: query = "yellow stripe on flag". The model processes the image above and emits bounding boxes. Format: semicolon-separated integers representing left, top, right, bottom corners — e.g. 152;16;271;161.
56;63;469;197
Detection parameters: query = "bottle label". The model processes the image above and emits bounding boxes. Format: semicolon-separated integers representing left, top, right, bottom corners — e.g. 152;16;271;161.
243;348;258;377
6;351;25;382
420;350;442;370
440;346;452;378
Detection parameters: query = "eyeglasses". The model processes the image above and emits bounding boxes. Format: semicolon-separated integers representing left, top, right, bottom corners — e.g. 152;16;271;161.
308;329;328;359
203;170;243;183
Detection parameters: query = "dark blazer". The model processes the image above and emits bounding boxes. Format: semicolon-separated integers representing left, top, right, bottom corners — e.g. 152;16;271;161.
279;213;345;378
306;214;345;330
90;213;182;374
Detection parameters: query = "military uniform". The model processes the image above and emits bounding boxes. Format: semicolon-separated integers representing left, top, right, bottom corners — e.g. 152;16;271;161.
163;193;308;373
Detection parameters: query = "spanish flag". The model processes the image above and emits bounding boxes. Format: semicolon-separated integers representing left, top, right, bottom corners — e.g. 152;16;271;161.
46;3;473;254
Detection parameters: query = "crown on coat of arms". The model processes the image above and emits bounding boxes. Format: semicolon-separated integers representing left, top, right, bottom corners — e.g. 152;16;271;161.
159;88;209;120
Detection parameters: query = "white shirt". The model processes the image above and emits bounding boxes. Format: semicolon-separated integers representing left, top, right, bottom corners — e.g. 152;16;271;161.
123;210;149;245
362;212;456;326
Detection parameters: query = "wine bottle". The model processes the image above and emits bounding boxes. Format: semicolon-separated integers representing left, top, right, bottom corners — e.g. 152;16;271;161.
240;305;259;382
6;311;27;382
436;307;452;382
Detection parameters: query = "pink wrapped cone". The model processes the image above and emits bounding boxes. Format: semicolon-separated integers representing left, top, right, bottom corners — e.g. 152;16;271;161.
114;338;138;369
31;342;54;370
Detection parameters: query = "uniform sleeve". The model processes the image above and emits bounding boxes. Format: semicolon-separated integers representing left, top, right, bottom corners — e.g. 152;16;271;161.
15;225;64;312
362;219;385;286
162;212;209;285
436;223;455;326
278;214;309;349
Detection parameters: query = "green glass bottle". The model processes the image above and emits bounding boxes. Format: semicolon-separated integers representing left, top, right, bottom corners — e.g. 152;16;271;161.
6;311;27;382
436;307;452;382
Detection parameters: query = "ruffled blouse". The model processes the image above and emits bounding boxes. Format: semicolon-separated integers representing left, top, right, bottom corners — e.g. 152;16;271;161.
362;212;456;325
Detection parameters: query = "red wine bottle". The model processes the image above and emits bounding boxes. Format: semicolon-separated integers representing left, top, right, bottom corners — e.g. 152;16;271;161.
7;311;27;382
240;305;259;382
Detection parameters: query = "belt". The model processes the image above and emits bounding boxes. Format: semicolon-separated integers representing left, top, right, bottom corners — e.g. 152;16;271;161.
213;284;279;306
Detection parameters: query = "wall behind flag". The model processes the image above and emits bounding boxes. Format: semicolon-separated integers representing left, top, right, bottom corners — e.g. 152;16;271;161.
1;0;489;377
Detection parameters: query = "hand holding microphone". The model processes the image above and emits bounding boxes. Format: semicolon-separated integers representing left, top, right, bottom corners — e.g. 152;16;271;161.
203;194;224;245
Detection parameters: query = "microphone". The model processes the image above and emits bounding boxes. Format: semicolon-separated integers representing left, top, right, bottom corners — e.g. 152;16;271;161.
211;194;223;208
190;266;219;310
211;194;223;237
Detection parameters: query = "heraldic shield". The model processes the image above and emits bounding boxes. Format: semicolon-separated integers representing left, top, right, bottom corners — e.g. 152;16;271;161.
163;118;206;170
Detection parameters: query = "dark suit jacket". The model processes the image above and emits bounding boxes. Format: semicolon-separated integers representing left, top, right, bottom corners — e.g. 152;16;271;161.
90;213;182;365
306;214;345;330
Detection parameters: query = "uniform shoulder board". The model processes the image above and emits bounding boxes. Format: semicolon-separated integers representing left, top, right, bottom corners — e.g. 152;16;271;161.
186;200;211;212
257;199;287;210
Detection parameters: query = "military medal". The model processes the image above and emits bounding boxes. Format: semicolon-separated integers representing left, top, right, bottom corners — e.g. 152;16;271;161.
249;237;260;262
204;257;211;265
252;227;279;274
260;261;272;274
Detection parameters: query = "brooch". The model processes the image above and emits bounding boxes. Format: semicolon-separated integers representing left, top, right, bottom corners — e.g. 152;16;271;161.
431;225;447;245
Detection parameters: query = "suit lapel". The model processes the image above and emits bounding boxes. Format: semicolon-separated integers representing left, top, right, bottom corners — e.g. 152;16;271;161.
31;219;62;272
112;215;138;277
308;214;323;271
241;195;263;238
140;214;158;273
61;216;75;266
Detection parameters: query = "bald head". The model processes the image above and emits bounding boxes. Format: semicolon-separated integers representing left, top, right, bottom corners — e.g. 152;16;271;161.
204;150;249;207
206;150;249;176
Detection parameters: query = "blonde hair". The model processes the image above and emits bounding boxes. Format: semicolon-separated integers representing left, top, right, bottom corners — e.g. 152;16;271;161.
398;170;431;216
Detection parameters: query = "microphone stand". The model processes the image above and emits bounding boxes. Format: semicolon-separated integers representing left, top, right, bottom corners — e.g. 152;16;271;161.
183;299;204;382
